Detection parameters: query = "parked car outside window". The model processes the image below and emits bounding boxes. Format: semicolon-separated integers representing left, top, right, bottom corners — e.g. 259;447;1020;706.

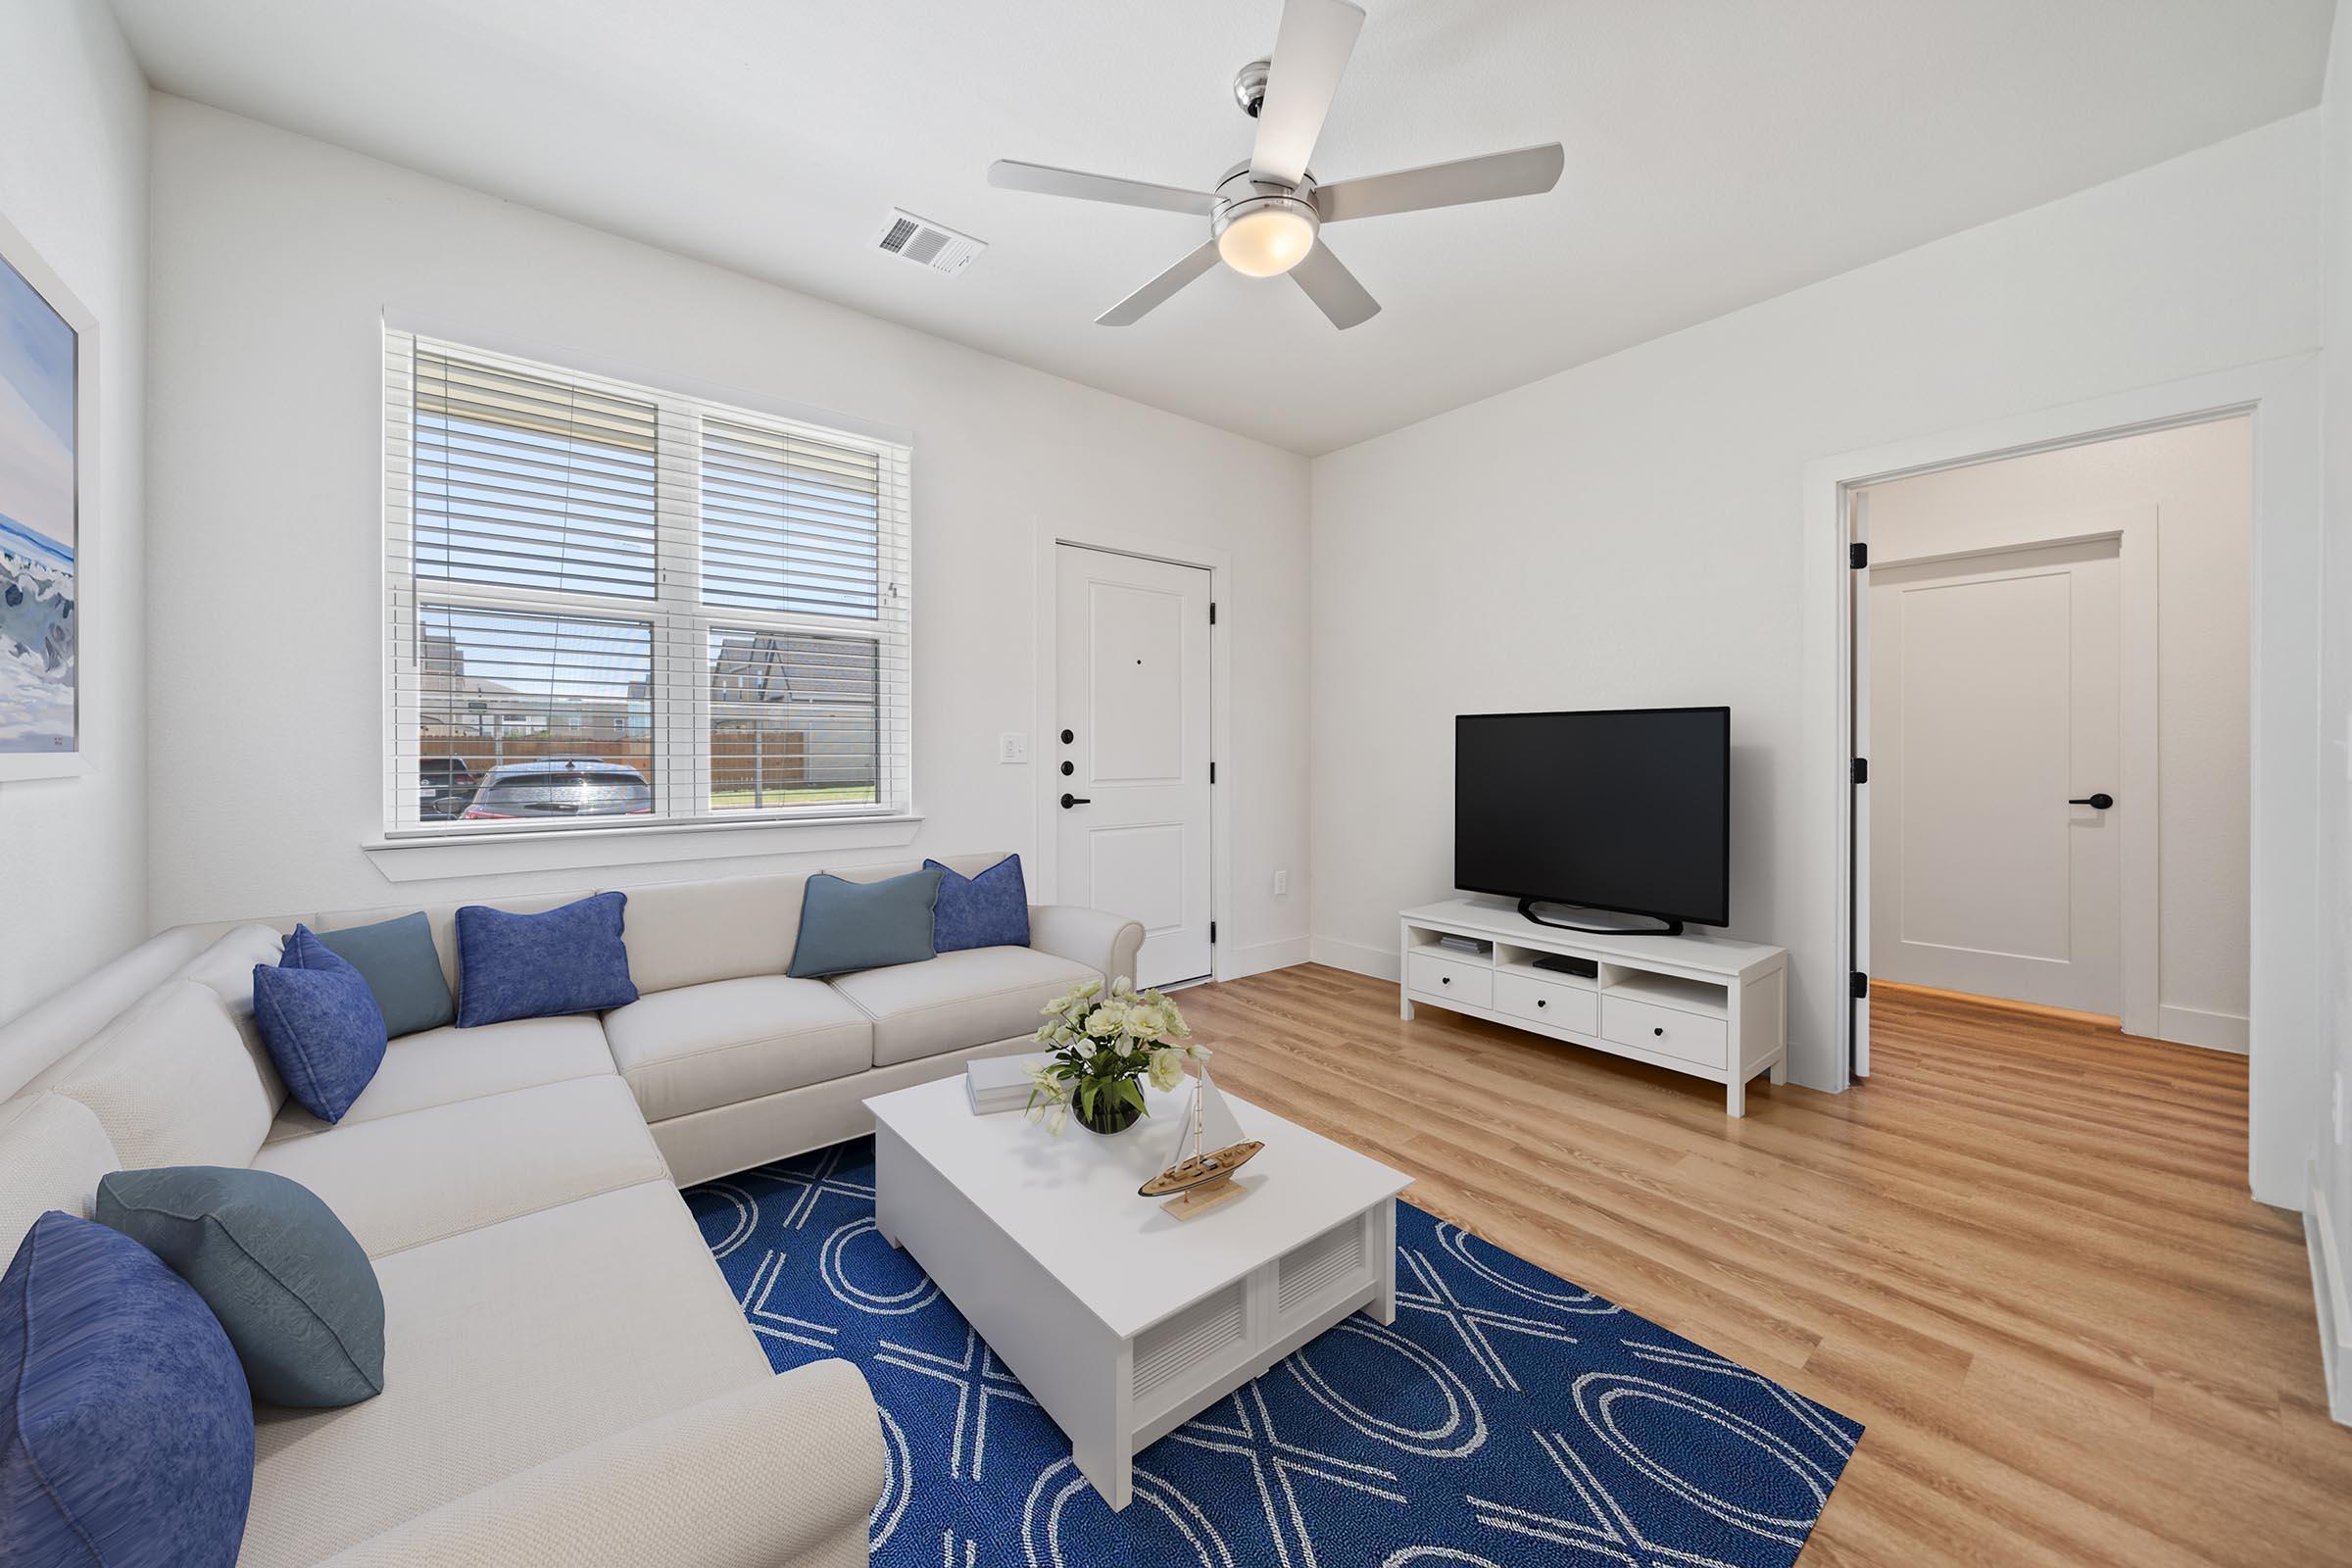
418;756;478;820
459;758;654;822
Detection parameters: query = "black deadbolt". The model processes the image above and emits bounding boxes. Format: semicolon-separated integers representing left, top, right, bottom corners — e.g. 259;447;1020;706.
1060;728;1073;745
1059;760;1073;776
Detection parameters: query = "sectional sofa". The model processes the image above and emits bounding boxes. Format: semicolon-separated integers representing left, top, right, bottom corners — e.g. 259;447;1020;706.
0;853;1144;1567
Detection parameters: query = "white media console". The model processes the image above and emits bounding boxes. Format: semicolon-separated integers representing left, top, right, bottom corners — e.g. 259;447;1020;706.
1398;899;1789;1115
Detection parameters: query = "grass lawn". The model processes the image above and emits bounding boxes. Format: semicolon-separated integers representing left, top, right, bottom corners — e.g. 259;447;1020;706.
709;786;877;809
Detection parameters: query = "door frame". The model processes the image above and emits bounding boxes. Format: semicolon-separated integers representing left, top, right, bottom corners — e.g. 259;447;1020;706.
1032;530;1233;985
1803;353;2322;1210
1867;506;2160;1037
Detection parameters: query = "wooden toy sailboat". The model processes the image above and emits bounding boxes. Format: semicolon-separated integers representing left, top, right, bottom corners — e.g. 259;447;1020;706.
1138;1064;1263;1220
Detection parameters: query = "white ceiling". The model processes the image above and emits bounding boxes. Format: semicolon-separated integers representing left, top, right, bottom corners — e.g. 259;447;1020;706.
107;0;2333;455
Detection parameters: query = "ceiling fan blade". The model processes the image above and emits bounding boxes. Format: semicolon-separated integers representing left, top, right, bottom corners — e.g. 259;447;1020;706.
1250;0;1366;187
1314;143;1566;223
1097;241;1222;326
1289;240;1380;329
989;160;1216;217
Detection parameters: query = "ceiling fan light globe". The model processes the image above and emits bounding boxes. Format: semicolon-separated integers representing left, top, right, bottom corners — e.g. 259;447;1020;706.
1213;200;1317;277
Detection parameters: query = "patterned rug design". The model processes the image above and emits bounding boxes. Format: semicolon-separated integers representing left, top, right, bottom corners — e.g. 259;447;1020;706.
684;1138;1859;1568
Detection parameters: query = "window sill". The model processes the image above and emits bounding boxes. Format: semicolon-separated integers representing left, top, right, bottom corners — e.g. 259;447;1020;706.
360;812;925;883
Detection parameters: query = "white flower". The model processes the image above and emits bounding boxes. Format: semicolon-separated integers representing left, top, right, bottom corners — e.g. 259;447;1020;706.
1122;1003;1163;1040
1085;1002;1128;1039
1045;1101;1069;1136
1148;1046;1185;1093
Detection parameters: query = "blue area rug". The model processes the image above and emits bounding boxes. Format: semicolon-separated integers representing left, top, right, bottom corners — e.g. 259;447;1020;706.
685;1138;1860;1568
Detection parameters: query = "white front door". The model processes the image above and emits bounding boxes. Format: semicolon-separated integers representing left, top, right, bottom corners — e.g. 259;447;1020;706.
1870;538;2124;1014
1054;545;1213;987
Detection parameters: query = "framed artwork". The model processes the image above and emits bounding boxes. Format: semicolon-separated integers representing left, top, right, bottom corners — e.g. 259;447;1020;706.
0;210;96;781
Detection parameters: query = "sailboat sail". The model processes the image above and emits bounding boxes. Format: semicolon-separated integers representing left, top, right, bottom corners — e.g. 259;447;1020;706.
1161;1067;1249;1169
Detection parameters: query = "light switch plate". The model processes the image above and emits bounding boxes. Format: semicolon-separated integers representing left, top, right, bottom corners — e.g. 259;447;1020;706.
999;732;1029;764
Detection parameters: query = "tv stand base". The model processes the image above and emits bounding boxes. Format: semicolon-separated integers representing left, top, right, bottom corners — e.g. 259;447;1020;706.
1399;898;1789;1116
1516;898;1684;937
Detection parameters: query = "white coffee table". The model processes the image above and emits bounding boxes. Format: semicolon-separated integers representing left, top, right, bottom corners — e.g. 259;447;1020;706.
864;1075;1411;1510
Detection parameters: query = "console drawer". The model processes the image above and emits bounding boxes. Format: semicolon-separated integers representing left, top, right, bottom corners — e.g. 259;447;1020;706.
1599;995;1727;1069
1406;951;1492;1009
1494;971;1598;1035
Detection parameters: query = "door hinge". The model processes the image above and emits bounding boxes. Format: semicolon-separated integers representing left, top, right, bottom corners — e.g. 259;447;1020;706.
1851;757;1868;785
1849;542;1868;569
1208;601;1217;625
1850;970;1870;1000
1209;921;1217;945
1208;760;1216;784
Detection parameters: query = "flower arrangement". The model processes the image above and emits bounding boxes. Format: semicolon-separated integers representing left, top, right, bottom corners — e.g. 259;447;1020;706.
1026;976;1202;1135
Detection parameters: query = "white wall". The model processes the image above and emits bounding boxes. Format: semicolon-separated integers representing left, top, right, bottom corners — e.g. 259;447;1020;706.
2314;0;2352;1417
1860;416;2254;1049
142;97;1311;967
1307;113;2323;1101
0;3;149;1022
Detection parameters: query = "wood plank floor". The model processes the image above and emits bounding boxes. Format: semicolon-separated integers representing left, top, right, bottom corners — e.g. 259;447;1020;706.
1179;964;2352;1566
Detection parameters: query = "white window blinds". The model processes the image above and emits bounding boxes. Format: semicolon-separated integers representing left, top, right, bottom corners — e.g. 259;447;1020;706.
384;331;912;835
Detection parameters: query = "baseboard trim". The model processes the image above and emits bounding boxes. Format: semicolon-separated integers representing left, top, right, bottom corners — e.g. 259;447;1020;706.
1223;937;1310;981
2305;1162;2352;1426
2156;1004;2250;1054
1309;934;1397;981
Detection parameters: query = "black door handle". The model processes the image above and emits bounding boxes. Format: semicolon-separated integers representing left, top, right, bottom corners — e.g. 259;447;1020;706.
2069;793;2115;809
1059;794;1092;809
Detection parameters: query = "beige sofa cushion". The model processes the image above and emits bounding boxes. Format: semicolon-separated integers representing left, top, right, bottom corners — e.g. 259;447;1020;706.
36;979;277;1171
829;945;1102;1067
603;976;870;1123
262;1015;616;1145
618;875;808;993
0;1092;118;1257
239;1181;768;1568
0;925;213;1101
251;1076;669;1257
172;922;293;1116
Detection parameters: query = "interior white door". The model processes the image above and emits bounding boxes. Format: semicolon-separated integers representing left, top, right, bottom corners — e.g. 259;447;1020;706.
1054;546;1213;987
1870;538;2123;1014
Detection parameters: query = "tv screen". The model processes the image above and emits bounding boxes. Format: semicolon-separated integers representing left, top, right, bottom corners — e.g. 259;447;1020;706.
1454;707;1730;928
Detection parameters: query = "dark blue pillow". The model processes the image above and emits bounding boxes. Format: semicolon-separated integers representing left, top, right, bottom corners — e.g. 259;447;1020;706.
456;892;637;1028
925;855;1031;953
253;925;388;1123
1;1211;254;1568
316;912;454;1039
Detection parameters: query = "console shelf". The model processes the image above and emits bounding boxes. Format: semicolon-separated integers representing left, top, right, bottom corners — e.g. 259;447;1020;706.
1397;898;1789;1116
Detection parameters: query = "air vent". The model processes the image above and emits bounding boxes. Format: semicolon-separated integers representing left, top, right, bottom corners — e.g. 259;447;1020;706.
872;209;986;275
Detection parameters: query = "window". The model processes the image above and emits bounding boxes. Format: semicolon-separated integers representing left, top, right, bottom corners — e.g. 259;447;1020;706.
383;333;911;835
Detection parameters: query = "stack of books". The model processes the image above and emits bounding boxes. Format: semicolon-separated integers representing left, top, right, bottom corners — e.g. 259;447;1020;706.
966;1053;1050;1115
1435;934;1493;957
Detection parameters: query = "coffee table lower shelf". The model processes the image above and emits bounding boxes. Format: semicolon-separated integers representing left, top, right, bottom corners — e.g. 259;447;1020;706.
874;1124;1398;1511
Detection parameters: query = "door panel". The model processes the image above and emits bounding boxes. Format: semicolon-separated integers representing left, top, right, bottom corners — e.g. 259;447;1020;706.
1055;547;1213;987
1870;539;2122;1013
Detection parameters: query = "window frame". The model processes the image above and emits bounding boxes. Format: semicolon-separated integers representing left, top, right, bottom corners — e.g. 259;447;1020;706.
381;329;914;840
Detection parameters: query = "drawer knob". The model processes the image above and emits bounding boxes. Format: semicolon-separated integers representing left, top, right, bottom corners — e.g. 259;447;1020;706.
1653;1026;1665;1037
1440;976;1450;985
1536;999;1545;1008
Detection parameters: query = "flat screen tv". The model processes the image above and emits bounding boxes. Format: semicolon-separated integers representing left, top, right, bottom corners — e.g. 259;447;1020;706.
1455;707;1729;934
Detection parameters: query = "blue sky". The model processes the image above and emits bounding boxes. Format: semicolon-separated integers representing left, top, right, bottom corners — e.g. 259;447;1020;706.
0;256;73;448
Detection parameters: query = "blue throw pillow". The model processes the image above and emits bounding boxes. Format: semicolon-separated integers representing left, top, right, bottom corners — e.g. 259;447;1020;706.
787;868;944;979
253;925;388;1123
1;1211;254;1568
926;855;1031;953
98;1166;385;1409
456;892;638;1028
315;912;454;1039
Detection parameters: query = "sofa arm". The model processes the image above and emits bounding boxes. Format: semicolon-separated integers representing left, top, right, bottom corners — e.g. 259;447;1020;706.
1029;903;1147;987
315;1361;883;1568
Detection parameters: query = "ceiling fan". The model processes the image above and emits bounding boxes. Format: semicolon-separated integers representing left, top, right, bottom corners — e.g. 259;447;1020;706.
988;0;1562;330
